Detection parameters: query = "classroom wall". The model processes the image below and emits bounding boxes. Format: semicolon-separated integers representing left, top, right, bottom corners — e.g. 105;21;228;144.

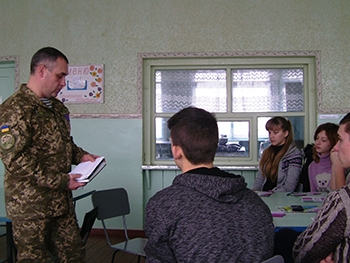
1;0;349;230
70;119;143;229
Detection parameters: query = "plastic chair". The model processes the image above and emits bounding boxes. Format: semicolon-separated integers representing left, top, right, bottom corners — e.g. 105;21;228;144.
261;255;285;263
91;188;147;263
80;206;98;244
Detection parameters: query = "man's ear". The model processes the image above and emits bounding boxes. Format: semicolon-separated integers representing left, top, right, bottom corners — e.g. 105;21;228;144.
37;64;46;78
172;145;183;159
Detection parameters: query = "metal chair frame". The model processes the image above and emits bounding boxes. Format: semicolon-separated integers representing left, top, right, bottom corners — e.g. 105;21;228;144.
92;188;147;263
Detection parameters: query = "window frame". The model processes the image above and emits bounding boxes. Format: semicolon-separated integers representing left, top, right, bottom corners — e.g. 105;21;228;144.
140;51;319;166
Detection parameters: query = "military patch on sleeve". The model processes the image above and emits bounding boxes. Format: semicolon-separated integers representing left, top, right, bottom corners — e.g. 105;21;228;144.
0;125;15;150
1;125;9;133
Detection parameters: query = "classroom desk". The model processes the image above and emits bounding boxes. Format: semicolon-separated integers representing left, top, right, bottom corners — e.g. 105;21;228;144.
259;192;328;232
0;188;95;263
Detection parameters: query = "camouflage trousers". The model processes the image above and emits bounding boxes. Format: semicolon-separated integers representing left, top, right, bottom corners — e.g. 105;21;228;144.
11;212;85;263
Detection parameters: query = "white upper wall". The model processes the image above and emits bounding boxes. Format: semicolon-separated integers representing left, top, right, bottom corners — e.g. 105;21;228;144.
0;0;349;115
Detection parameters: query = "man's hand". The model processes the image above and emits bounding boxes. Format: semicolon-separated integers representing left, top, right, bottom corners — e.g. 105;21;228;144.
67;153;100;189
320;252;334;263
67;173;87;190
81;153;99;163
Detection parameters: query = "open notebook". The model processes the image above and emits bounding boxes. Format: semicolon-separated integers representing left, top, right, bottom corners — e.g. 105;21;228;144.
70;156;106;183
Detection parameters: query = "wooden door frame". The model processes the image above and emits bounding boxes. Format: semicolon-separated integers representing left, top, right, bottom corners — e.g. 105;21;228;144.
0;56;19;92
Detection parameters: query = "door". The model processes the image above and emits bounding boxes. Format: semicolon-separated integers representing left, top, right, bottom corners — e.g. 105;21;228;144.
0;61;16;104
0;61;16;184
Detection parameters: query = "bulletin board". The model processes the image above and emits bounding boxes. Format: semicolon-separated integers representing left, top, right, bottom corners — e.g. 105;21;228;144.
57;64;104;104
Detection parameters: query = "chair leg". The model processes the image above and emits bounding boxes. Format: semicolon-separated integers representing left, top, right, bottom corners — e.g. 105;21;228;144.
137;255;141;263
111;250;120;263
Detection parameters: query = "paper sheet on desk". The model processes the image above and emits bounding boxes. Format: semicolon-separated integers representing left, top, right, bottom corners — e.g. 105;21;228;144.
300;196;325;202
256;191;273;197
276;205;320;213
288;192;322;197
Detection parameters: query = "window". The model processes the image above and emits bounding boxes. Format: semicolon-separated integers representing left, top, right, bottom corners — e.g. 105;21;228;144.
141;52;319;166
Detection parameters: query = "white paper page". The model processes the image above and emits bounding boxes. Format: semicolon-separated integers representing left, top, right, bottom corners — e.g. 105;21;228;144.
70;156;105;180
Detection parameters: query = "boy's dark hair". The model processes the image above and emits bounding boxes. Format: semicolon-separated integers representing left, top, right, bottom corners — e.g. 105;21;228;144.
30;47;69;74
340;113;350;135
167;107;218;165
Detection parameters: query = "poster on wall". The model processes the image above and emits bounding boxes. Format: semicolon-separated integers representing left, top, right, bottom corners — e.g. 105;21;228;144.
57;64;104;104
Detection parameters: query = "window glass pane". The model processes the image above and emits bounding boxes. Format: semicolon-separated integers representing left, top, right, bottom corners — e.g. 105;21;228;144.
232;69;304;112
257;116;304;159
216;121;249;157
155;117;172;160
155;118;250;161
155;69;227;113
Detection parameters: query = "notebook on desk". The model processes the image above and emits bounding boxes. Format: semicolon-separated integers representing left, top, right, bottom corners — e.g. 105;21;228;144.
276;205;320;213
257;191;273;197
288;192;321;197
300;196;325;203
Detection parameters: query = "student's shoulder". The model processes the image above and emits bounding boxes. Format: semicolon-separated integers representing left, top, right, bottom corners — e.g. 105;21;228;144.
291;144;302;153
239;190;273;217
148;185;181;202
317;186;350;211
333;185;350;199
243;188;271;205
308;160;317;169
285;145;302;158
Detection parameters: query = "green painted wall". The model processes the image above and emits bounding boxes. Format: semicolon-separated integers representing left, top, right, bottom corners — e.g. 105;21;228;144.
0;0;349;230
70;118;143;229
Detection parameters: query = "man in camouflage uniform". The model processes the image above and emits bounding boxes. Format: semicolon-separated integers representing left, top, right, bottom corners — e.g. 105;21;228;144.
0;47;98;262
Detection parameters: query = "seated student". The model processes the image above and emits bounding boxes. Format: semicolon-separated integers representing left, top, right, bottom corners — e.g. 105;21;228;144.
144;107;275;263
308;123;345;192
293;112;350;263
252;116;302;192
275;122;348;263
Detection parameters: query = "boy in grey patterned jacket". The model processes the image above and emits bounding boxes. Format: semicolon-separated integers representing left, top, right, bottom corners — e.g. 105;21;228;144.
145;107;275;263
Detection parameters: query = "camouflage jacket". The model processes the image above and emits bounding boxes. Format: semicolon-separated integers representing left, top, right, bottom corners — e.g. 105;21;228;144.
0;84;87;219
